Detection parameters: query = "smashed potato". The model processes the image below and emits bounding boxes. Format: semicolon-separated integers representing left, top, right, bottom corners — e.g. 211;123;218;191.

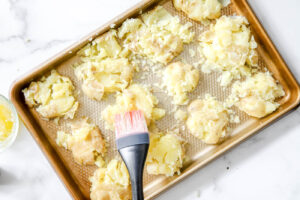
23;70;78;119
173;0;222;23
231;72;285;118
56;118;106;165
78;30;129;61
102;84;165;130
146;132;185;176
186;95;229;144
74;58;135;100
75;30;136;101
199;16;258;86
141;6;194;43
90;159;131;200
163;62;199;105
118;6;194;64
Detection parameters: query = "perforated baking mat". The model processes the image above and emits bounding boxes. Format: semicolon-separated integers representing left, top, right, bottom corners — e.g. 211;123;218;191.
10;0;300;199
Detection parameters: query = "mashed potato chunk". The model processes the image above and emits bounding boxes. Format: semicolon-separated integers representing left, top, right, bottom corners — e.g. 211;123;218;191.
56;118;106;165
23;70;78;119
90;159;131;200
102;84;165;130
118;6;194;64
75;30;136;101
146;132;185;176
199;16;258;86
174;109;188;121
186;95;229;144
173;0;222;23
163;62;199;105
231;72;285;118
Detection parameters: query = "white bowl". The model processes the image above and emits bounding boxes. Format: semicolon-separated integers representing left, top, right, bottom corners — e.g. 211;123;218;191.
0;94;19;152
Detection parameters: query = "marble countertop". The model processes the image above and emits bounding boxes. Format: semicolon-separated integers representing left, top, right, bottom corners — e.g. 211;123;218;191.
1;0;300;199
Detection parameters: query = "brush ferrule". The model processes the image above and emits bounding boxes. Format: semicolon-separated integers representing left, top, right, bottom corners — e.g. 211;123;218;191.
116;133;149;150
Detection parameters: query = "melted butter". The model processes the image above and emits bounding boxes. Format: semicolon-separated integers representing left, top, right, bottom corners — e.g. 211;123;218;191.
0;103;14;142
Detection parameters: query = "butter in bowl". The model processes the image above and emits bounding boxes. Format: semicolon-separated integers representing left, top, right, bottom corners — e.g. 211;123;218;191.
0;94;19;152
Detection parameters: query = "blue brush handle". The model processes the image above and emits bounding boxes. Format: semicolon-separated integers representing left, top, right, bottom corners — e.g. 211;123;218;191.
118;143;149;200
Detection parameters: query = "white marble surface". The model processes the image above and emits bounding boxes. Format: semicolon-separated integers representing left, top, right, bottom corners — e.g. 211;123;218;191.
0;0;300;199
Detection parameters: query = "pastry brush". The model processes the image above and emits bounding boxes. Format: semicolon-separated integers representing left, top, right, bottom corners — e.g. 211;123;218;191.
115;110;149;200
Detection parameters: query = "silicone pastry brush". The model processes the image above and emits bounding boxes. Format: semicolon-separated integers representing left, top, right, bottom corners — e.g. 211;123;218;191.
115;110;149;200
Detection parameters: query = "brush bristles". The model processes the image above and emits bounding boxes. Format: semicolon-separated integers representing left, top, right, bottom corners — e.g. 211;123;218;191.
115;110;148;139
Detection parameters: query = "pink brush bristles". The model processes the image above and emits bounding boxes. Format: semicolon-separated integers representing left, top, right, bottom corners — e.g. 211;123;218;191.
115;110;148;139
115;111;149;199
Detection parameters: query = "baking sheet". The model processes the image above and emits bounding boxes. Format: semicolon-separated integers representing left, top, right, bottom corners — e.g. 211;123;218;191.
10;0;300;199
